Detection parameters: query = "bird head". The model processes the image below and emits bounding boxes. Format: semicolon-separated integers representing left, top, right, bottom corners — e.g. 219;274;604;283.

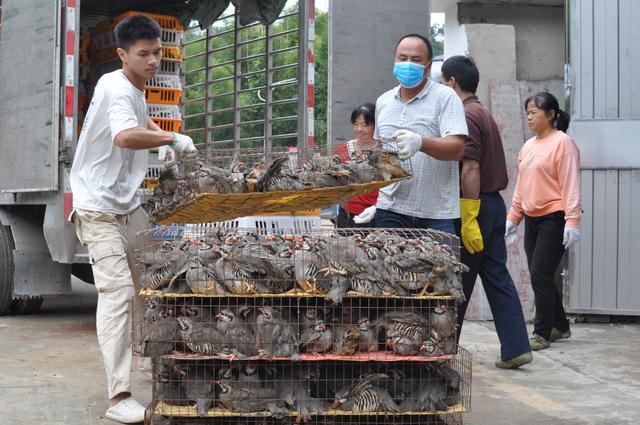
176;316;192;331
357;317;372;331
243;363;258;376
215;309;235;322
304;308;317;321
434;305;448;315
314;320;327;331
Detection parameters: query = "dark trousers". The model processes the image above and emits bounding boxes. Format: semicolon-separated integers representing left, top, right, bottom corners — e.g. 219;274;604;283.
457;193;531;360
336;207;375;228
375;208;456;234
524;211;570;340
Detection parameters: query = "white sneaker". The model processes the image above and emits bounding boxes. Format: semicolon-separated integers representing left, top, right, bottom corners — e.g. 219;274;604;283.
105;397;146;424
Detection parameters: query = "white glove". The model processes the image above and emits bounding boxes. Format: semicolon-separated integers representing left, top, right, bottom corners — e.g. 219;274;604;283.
505;219;518;245
157;145;175;162
170;133;197;153
353;206;376;224
392;129;422;160
563;226;580;249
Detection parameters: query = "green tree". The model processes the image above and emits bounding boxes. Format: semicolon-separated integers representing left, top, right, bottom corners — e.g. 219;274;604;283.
314;10;328;148
431;23;444;57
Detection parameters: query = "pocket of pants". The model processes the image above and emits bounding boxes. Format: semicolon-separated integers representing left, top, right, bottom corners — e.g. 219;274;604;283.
89;242;127;265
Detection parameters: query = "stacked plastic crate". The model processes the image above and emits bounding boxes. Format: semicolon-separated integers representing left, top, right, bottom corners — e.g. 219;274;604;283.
91;11;185;133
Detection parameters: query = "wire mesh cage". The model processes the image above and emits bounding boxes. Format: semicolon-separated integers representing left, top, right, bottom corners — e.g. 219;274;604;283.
134;227;466;302
148;350;470;421
142;144;413;223
133;295;459;360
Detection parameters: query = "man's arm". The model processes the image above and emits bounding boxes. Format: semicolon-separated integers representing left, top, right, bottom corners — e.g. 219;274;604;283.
113;126;173;150
460;158;480;199
420;135;465;161
147;117;163;132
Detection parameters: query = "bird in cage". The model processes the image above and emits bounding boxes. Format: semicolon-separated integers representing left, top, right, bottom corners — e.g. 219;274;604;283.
239;363;262;385
340;151;383;184
174;363;217;417
293;248;331;295
400;375;448;413
256;306;299;359
273;364;325;423
143;297;171;323
427;270;466;303
430;304;458;339
215;380;290;418
355;317;379;353
367;150;410;181
214;308;258;357
376;310;429;356
385;332;420;356
141;240;190;292
178;302;213;324
298;307;320;333
257;156;306;192
153;359;189;406
300;319;333;354
185;256;228;295
333;373;400;413
333;325;361;356
419;334;446;358
136;309;178;357
176;316;227;357
380;367;421;404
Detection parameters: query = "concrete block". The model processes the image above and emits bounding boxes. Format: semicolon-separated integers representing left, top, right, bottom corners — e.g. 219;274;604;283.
465;24;517;108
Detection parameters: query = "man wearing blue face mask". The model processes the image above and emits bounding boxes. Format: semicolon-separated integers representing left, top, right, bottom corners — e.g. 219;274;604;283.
373;34;468;234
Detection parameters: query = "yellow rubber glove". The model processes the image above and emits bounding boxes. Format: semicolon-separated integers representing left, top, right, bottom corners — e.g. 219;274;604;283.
460;198;484;254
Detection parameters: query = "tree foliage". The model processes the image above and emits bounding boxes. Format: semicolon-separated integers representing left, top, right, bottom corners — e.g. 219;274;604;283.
181;4;328;149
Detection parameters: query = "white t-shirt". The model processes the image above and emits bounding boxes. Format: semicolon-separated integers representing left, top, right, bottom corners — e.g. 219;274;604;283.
70;70;149;215
374;81;468;219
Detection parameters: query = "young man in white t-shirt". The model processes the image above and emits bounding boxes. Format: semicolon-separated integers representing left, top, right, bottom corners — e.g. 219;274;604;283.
69;15;195;423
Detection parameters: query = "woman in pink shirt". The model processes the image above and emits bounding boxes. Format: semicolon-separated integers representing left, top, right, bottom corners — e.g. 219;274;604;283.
506;92;581;351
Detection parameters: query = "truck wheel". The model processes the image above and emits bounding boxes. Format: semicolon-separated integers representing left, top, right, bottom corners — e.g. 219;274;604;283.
0;224;14;315
10;297;44;314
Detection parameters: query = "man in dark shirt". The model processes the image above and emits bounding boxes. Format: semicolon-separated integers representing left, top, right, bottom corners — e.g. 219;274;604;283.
441;56;532;369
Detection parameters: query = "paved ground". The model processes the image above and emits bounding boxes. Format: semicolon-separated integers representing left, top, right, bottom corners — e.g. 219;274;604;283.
1;279;639;425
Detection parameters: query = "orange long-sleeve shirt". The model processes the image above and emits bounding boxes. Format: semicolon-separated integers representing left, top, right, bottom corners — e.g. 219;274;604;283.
508;130;581;228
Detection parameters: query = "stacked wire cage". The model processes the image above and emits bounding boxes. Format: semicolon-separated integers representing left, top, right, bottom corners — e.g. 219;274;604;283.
90;11;185;131
134;220;472;424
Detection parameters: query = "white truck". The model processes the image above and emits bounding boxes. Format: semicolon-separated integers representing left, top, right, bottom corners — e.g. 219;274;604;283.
0;0;313;314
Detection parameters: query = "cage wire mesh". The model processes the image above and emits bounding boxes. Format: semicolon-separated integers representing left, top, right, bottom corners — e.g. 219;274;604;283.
134;227;466;301
148;351;470;421
134;295;459;360
142;143;412;223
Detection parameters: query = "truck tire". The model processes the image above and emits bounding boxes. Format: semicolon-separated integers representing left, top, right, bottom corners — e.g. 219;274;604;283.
0;224;14;315
10;296;44;314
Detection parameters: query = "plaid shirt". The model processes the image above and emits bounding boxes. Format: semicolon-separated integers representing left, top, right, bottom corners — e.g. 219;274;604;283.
374;81;468;219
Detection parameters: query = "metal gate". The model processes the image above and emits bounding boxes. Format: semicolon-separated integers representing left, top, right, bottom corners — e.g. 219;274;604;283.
182;0;313;151
566;0;640;315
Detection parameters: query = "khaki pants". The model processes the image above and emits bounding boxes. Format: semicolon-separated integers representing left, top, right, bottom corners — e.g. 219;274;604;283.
71;207;148;399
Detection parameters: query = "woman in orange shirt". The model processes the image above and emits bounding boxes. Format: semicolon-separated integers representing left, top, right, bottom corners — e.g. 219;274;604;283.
334;103;379;228
506;92;581;351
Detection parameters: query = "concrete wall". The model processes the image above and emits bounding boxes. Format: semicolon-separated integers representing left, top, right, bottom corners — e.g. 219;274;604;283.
327;0;430;150
457;2;565;82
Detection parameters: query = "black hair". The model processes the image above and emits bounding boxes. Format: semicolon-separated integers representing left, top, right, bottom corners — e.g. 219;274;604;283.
350;103;376;125
524;91;570;132
114;15;162;50
395;33;433;61
441;55;479;93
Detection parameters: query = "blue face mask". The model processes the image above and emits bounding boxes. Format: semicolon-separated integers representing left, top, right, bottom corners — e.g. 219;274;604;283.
393;61;426;88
